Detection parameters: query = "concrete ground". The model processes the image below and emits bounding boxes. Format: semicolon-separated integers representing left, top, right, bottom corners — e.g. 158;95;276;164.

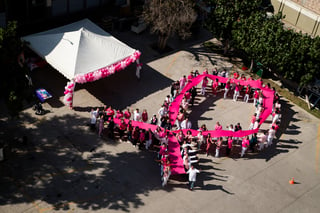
0;28;319;213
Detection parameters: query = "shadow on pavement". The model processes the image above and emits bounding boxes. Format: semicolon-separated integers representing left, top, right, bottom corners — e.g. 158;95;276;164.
30;62;173;111
76;63;173;110
0;113;163;212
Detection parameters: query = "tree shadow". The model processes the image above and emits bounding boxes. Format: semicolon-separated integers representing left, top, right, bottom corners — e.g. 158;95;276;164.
0;113;164;211
188;91;218;130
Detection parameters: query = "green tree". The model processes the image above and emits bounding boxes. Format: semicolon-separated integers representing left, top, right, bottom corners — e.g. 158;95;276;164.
0;21;29;117
142;0;197;50
232;12;320;86
205;0;262;53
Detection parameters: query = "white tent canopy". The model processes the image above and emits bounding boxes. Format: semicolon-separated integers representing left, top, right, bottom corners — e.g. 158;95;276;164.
22;18;139;81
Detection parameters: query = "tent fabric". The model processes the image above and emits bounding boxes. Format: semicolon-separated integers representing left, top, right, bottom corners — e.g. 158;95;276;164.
21;19;140;82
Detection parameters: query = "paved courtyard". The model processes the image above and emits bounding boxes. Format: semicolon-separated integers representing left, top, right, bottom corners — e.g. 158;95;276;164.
0;29;319;213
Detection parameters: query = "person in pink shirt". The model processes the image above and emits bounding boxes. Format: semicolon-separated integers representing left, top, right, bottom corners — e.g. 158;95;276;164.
185;91;191;101
201;76;208;95
176;130;185;146
124;108;131;120
226;136;233;156
141;109;148;122
175;110;185;130
118;119;127;141
233;82;241;101
203;68;208;74
106;106;115;121
240;136;250;157
187;71;194;81
253;89;260;107
115;110;124;119
215;121;222;130
138;129;146;149
215;137;223;158
233;71;239;79
224;79;231;99
179;75;187;92
243;85;251;103
212;78;219;97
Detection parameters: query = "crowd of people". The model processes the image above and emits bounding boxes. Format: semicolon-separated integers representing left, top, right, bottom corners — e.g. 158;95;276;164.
88;67;282;190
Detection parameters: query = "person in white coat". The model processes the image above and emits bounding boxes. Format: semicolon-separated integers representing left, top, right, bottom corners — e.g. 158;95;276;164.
186;165;200;190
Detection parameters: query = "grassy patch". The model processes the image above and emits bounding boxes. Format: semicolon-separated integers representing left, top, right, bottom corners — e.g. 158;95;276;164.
263;79;320;119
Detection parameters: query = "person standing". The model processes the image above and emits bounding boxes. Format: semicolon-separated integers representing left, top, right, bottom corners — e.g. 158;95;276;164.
133;108;141;121
124;108;131;120
243;85;251;103
212;78;219;97
201;77;208;96
145;128;153;150
179;75;187;92
258;131;267;151
206;133;213;156
107;117;115;139
249;133;258;153
158;104;167;120
248;113;257;130
267;126;276;147
233;82;241;101
224;79;231;99
215;121;223;130
106;106;114;121
181;117;192;129
118;119;127;141
186;165;200;190
240;136;250;157
196;130;205;150
142;109;148;123
226;136;233;156
253;89;259;107
98;114;105;137
215;137;223;158
89;108;99;131
190;86;197;106
126;120;133;142
150;114;158;125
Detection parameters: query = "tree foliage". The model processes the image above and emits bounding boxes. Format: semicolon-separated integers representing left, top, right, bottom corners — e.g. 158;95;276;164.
205;0;262;52
142;0;197;50
232;12;320;86
0;21;31;117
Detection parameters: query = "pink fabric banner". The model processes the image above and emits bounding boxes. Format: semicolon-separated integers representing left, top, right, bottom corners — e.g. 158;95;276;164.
112;74;274;175
168;74;274;138
113;118;185;174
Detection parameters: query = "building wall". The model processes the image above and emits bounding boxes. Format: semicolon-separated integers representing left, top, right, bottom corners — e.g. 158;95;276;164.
291;0;320;14
271;0;320;37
